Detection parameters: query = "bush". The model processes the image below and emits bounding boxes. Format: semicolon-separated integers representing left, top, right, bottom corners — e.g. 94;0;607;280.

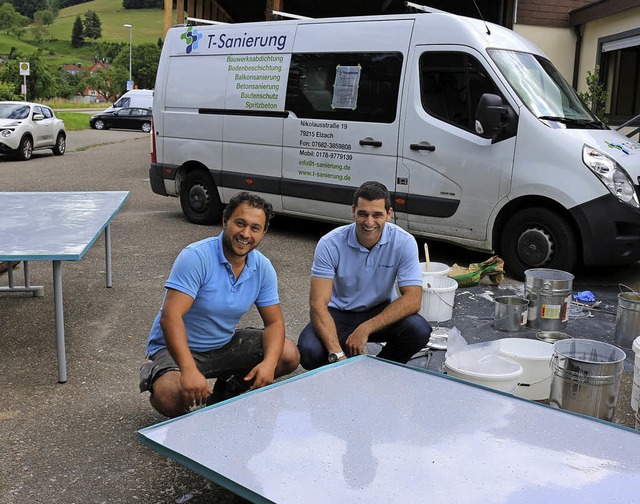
578;65;608;124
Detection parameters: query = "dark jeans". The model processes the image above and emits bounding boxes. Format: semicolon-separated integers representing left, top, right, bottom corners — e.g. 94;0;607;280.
297;303;431;370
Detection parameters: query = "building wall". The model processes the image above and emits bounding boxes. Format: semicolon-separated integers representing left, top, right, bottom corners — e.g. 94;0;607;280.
513;24;576;82
516;0;593;27
578;5;640;94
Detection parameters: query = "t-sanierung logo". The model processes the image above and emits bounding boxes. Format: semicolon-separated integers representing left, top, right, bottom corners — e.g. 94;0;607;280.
181;27;201;54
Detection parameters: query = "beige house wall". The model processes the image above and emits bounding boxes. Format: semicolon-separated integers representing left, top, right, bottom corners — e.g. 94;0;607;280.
513;25;577;83
578;5;640;94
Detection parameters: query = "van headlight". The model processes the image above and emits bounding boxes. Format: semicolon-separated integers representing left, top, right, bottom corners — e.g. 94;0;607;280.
582;145;639;208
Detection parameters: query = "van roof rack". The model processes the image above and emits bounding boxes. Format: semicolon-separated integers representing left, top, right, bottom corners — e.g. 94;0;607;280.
404;2;445;13
272;10;312;20
186;16;228;25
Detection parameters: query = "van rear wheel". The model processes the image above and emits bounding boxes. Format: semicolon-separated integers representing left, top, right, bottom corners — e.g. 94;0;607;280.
500;207;577;280
180;170;221;225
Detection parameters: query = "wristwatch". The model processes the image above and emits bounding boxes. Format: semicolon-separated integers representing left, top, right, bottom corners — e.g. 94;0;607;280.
328;351;345;363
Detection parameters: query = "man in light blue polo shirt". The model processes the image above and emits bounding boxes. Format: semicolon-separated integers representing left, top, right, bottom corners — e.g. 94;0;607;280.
140;192;300;417
298;181;431;369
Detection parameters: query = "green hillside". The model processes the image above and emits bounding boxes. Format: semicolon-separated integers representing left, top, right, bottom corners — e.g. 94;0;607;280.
2;0;171;66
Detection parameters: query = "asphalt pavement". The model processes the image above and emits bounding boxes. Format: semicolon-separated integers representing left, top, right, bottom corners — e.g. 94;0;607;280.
1;130;639;503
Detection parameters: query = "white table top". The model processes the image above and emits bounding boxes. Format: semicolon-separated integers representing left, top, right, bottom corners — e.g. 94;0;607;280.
138;356;640;503
0;191;129;261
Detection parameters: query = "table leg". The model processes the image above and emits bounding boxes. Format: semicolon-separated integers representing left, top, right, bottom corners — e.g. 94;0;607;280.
53;260;67;383
105;223;112;288
24;261;44;297
0;261;44;296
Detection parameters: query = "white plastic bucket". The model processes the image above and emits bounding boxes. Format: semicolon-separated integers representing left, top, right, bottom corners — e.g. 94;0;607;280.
632;336;640;412
420;262;450;277
499;338;554;400
421;276;458;322
445;347;523;393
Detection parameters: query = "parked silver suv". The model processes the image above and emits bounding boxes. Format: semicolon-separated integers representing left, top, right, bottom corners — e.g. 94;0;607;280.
0;101;66;161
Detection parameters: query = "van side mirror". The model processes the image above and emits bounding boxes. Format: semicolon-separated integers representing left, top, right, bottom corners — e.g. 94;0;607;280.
475;93;509;142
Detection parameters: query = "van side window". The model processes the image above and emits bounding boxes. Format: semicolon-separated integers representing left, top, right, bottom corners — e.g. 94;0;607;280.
420;52;502;134
286;52;403;123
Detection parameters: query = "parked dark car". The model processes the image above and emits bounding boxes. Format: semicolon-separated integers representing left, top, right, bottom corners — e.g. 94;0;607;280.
89;107;152;132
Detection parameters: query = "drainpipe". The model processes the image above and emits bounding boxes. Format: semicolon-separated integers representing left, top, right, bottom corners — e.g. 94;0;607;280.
572;24;583;90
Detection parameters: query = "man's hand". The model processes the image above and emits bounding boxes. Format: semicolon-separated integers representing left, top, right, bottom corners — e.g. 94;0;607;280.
244;361;276;390
180;367;213;407
345;324;370;357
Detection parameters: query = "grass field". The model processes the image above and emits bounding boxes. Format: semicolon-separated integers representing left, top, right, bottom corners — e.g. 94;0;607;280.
57;111;93;130
3;0;169;67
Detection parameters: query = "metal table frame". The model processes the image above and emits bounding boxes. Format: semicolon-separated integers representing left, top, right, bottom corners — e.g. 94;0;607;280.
0;191;129;383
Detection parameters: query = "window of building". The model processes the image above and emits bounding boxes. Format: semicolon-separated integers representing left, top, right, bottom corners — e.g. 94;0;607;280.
285;52;403;123
599;30;640;124
420;52;502;134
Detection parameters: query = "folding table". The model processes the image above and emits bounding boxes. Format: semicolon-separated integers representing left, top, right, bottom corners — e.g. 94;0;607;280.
0;191;129;382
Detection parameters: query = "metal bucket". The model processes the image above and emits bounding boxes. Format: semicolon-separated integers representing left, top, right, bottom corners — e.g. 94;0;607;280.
613;292;640;349
524;268;574;331
493;296;529;332
549;339;626;422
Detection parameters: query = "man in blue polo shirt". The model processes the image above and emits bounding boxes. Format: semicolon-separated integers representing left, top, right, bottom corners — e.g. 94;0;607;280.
140;192;299;417
298;181;431;369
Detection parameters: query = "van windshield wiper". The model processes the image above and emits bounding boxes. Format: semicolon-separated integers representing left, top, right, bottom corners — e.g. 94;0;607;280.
537;115;603;128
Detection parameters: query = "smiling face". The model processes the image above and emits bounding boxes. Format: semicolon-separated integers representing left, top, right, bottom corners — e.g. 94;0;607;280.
352;197;393;250
221;202;268;263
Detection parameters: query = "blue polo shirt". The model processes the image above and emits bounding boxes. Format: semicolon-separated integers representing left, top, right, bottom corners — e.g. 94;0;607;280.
311;222;422;312
146;234;279;356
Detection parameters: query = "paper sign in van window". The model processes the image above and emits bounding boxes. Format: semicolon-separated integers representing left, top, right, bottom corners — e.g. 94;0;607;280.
332;65;361;110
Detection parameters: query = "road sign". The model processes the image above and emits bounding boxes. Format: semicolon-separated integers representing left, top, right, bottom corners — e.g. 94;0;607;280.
19;62;30;76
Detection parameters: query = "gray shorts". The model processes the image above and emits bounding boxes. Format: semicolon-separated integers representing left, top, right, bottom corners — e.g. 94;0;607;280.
139;328;264;393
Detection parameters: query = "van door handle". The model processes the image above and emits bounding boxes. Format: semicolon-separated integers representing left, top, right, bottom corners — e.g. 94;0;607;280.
359;139;382;147
410;142;436;152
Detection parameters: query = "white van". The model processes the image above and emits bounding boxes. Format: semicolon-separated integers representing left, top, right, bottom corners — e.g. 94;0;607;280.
104;89;153;113
149;13;640;278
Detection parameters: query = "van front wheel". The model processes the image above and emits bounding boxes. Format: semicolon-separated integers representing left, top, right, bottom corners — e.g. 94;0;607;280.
500;207;577;280
180;170;221;225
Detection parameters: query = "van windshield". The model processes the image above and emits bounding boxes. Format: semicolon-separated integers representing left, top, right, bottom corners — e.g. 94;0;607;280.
489;49;605;129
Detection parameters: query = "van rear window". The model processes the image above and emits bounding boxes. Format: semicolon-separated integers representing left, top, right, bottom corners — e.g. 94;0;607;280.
285;52;403;124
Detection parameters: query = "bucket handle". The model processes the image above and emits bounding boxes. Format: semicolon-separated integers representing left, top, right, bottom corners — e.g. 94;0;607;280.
424;284;456;309
619;283;640;296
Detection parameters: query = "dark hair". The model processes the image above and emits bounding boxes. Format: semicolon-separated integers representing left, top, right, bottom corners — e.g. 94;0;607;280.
223;192;274;230
352;181;391;211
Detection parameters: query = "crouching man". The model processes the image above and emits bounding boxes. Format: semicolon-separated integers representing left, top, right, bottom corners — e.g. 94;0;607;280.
140;192;299;417
297;181;431;369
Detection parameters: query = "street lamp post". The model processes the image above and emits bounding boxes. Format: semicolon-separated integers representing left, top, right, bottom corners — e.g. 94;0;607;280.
123;24;132;89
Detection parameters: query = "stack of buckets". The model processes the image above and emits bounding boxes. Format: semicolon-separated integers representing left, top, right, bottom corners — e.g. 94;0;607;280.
420;262;458;322
613;291;640;430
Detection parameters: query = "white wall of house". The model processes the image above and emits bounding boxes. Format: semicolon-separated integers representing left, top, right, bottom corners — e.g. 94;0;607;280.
513;25;576;83
578;5;640;94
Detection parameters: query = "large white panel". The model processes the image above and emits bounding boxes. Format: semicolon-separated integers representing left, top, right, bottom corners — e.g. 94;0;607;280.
139;356;640;504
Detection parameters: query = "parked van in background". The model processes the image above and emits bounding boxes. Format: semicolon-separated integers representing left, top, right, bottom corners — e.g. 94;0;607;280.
149;13;640;278
104;89;153;113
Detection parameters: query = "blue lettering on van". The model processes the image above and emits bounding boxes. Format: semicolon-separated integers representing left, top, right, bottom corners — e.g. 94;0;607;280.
206;33;287;51
181;27;201;54
605;141;630;155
